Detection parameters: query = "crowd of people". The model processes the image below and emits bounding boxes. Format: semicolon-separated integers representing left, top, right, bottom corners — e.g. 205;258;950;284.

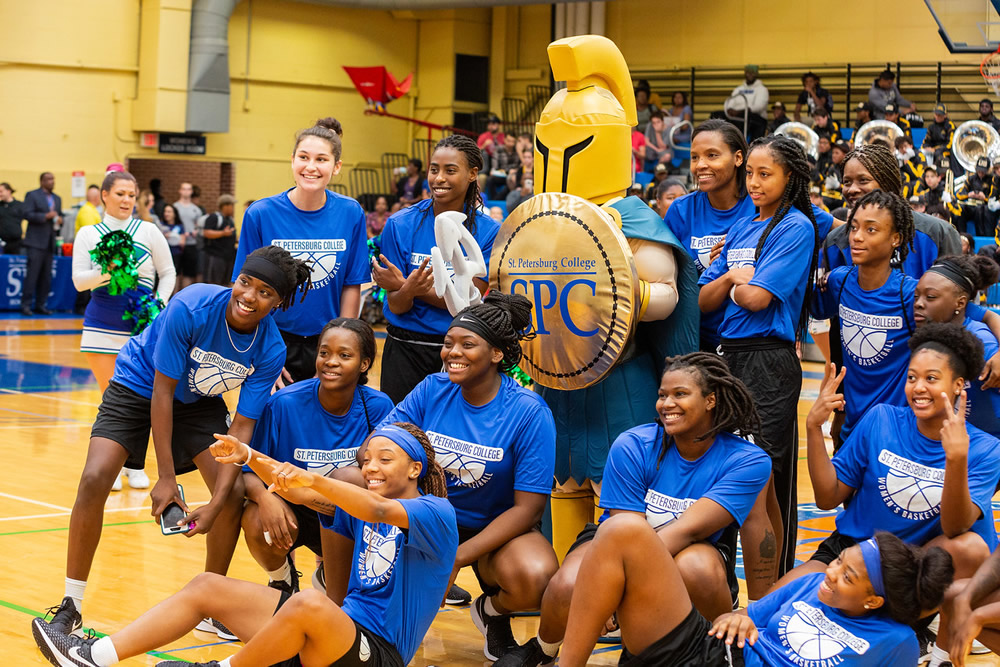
17;89;1000;667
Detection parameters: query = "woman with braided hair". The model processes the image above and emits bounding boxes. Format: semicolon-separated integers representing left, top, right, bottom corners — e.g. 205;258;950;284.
33;422;457;667
698;134;819;581
379;291;558;662
498;352;771;667
372;133;500;403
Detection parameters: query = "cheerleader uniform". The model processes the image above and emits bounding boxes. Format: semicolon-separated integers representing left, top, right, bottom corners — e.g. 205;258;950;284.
72;214;175;354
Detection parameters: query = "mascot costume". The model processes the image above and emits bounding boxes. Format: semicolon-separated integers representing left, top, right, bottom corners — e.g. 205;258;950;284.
489;35;699;558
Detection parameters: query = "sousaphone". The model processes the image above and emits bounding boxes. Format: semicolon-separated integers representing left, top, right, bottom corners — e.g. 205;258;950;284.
774;122;820;159
854;120;904;149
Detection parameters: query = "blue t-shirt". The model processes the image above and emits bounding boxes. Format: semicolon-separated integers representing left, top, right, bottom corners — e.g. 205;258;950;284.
326;494;457;665
233;189;370;336
380;373;556;530
965;317;1000;439
665;191;756;346
812;267;916;442
598;424;770;543
378;199;499;335
248;381;393;476
744;572;918;667
699;208;817;342
113;284;284;419
833;404;1000;549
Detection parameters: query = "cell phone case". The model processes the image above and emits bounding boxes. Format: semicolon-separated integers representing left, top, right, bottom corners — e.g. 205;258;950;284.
160;484;192;535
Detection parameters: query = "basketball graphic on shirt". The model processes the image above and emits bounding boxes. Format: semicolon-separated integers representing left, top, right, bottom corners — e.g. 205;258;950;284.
643;490;695;530
427;430;501;488
884;469;943;514
841;320;888;360
273;239;346;289
360;526;401;585
839;305;903;364
436;449;488;486
187;347;252;397
782;611;848;661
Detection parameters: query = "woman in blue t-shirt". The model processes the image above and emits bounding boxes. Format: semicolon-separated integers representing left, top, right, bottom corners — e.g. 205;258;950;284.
371;134;500;404
33;423;457;667
42;246;312;640
501;352;771;667
664;119;755;351
239;318;393;594
793;322;1000;585
556;519;951;667
234;117;371;386
380;292;557;662
699;135;820;578
915;254;1000;439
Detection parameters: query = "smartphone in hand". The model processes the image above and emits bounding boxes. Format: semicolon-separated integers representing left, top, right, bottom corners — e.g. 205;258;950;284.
160;484;193;535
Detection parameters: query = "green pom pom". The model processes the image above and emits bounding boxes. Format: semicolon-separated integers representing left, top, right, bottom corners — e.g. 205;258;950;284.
123;293;166;335
505;364;534;388
89;230;138;295
367;236;386;306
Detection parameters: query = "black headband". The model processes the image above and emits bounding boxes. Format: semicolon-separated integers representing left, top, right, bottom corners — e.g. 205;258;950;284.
926;259;976;296
449;310;505;351
241;255;291;299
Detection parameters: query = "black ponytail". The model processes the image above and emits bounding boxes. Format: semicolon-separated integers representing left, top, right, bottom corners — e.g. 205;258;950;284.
874;531;953;625
455;292;535;374
391;422;448;498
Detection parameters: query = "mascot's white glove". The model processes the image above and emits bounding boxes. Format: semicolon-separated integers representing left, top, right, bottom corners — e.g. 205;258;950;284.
431;210;487;316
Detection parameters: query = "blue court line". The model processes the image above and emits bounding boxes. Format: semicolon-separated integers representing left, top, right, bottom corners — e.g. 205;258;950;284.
0;328;80;336
802;370;823;380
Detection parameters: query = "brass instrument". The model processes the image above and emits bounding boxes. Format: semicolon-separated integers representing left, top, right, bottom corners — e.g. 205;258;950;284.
853;120;904;149
952;120;1000;173
774;122;820;160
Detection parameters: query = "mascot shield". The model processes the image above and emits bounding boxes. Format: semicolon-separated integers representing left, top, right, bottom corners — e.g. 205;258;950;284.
489;192;639;390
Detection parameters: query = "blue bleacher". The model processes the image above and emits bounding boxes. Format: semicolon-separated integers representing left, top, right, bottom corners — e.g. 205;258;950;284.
975;236;996;252
485;200;507;218
635;171;654;188
911;127;926;149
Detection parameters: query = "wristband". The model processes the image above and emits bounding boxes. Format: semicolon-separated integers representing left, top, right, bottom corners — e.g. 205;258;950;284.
730;284;739;305
234;443;253;467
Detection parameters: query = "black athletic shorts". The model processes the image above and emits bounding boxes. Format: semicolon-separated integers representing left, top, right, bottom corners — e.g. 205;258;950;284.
280;330;321;384
180;244;199;278
270;591;403;667
808;530;859;565
380;325;444;404
620;605;729;666
91;381;230;474
285;496;323;556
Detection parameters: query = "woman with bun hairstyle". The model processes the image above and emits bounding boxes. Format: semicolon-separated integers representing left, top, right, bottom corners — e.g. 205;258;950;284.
234;117;371;387
379;292;558;662
558;522;952;667
787;322;1000;592
372;134;500;403
914;254;1000;439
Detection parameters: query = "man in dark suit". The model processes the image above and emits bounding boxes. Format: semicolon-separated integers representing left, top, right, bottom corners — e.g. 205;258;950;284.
21;172;62;315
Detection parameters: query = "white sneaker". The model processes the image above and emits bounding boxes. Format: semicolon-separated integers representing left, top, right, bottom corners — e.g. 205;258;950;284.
972;638;991;654
124;468;150;489
111;469;123;492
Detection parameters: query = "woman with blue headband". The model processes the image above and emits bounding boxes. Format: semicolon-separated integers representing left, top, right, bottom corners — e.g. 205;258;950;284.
556;524;952;666
32;421;456;667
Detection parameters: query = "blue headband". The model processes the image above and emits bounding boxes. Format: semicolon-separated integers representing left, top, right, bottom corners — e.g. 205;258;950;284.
859;538;885;598
371;425;427;479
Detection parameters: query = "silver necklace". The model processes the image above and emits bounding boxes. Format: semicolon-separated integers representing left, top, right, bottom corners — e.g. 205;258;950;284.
226;319;258;353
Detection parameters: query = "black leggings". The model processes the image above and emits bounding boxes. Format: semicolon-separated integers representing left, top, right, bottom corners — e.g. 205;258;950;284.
379;325;443;404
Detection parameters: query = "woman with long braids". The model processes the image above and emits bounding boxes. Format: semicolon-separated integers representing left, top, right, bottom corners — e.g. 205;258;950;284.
372;134;500;403
699;135;820;581
498;352;771;667
33;423;457;667
38;246;312;642
379;292;558;663
234;117;371;387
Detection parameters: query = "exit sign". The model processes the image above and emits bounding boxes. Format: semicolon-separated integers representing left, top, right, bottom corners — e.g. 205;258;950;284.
140;132;158;148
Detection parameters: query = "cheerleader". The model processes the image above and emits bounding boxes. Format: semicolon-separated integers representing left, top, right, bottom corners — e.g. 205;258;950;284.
379;292;557;662
497;352;771;667
372;134;500;403
72;170;176;490
234;117;370;386
240;318;393;593
698;135;820;578
792;322;1000;588
32;423;457;667
41;247;311;641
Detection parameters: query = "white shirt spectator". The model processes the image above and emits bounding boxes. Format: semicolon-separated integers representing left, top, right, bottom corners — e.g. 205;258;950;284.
729;79;769;117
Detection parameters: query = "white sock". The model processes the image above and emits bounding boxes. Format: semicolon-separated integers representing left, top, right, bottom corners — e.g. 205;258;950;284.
267;560;292;586
927;643;949;667
217;659;232;667
536;635;561;657
483;596;501;617
90;636;119;667
64;578;87;612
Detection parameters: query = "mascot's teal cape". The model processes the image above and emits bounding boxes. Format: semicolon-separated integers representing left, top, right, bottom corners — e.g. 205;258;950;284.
538;196;700;485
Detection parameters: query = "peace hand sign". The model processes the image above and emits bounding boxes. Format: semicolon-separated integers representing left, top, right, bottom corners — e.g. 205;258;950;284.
941;389;969;461
806;362;846;429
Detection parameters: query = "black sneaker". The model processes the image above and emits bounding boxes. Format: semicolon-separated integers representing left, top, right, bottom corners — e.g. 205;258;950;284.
312;565;326;593
45;597;82;636
267;554;301;595
195;617;238;641
493;637;556;667
470;594;518;661
31;617;97;666
445;583;472;606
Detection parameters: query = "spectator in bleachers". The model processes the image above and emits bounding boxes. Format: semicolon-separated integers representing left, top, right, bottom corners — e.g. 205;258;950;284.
927;203;951;222
644;111;673;169
488;205;504;222
854;101;875;134
913;166;949;210
726;64;769;141
485;133;520;200
644;163;670;201
75;185;102;233
768;100;790;134
507;146;533;195
366;195;390;238
819;141;847;211
396;158;425;207
884;103;913;141
909;195;926;214
515;132;533;156
809;185;827;212
136;189;160;227
811;107;841;144
666;91;693;143
980;98;1000;132
158;203;184;276
652;177;686;219
922;103;955;167
630;127;646;174
636;78;663;108
953;156;995;235
794;71;833;121
634;83;658;134
476;113;505;159
868;70;915;119
960;232;975;255
201;194;237;286
0;182;23;255
896;135;927;194
506;175;533;213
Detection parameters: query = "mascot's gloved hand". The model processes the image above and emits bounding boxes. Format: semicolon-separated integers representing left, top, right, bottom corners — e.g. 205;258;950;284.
431;210;487;316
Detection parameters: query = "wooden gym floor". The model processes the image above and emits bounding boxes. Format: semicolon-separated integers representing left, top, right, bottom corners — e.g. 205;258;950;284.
1;314;997;665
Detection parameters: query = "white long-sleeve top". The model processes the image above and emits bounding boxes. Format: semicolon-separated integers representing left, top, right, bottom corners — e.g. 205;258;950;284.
72;213;176;303
729;79;770;116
